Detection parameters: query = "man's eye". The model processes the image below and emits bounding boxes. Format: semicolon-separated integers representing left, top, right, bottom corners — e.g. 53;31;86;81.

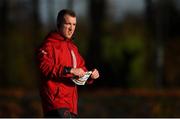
64;23;69;25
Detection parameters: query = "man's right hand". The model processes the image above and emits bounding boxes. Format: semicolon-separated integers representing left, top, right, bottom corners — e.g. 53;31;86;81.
70;68;85;77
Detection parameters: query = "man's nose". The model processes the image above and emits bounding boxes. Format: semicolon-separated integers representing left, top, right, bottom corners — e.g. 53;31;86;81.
69;25;72;31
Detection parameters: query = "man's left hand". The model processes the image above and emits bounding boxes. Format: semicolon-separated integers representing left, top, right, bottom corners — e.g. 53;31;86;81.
91;69;99;79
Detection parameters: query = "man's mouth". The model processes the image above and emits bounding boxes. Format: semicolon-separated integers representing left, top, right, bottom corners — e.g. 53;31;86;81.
68;32;72;35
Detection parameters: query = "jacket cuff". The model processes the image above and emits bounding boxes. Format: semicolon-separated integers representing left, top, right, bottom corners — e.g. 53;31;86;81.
87;78;94;84
63;66;72;74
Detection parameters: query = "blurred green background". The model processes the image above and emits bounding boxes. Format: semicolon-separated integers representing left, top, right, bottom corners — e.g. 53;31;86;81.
1;0;180;117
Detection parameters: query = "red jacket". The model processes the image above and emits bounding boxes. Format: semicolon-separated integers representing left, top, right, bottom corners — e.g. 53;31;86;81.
36;31;93;115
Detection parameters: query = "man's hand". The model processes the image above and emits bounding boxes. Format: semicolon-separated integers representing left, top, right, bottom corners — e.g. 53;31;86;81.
91;69;99;79
70;68;86;77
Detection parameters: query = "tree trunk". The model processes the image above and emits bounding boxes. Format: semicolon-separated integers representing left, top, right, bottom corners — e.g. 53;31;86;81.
87;0;106;69
32;0;41;47
0;0;9;86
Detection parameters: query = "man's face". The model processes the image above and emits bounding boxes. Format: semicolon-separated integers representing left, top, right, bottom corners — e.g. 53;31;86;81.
59;15;76;39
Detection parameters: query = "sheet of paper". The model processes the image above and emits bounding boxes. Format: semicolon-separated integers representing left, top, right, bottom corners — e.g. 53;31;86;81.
72;71;92;85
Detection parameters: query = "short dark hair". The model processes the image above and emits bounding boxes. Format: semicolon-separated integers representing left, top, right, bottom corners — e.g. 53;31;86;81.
57;9;76;28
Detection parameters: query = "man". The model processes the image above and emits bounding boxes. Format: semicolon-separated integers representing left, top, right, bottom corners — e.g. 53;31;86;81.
36;9;99;117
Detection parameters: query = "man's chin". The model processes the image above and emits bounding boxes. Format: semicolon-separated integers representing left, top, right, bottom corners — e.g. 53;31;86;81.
64;35;72;39
67;36;72;39
67;35;72;39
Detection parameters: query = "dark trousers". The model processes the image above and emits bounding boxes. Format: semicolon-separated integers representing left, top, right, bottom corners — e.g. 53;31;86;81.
44;108;77;118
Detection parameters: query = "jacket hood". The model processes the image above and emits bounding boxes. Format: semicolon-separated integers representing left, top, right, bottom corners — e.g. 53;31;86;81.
47;31;72;42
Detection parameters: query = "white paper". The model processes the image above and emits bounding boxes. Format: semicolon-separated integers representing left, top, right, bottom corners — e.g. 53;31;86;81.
72;71;92;85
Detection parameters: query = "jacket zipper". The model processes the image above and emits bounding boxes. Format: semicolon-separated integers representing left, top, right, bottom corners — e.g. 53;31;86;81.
67;41;76;113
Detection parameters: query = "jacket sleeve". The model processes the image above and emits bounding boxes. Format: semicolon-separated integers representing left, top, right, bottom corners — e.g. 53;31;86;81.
36;42;73;80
